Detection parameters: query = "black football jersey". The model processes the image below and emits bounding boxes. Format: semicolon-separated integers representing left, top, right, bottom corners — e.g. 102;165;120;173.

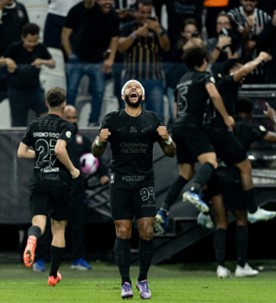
175;70;215;125
204;75;240;128
21;114;74;185
100;110;163;176
234;117;268;151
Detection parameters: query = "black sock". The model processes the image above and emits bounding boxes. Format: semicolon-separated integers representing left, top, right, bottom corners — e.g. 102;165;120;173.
49;245;65;277
243;189;257;213
189;163;214;193
114;237;131;284
213;228;227;267
162;175;188;211
138;239;154;282
27;225;41;239
236;225;248;267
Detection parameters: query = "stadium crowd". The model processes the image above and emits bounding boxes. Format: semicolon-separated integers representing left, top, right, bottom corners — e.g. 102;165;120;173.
0;0;276;127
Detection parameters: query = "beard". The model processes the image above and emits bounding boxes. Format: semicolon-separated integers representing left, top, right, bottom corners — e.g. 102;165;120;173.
124;95;143;108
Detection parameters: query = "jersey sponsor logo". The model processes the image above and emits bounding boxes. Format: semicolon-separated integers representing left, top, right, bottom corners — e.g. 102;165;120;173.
42;172;60;181
121;175;145;182
120;142;147;153
33;132;59;138
42;167;59;173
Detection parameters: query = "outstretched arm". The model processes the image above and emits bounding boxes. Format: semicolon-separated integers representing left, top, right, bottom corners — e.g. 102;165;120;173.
232;52;272;82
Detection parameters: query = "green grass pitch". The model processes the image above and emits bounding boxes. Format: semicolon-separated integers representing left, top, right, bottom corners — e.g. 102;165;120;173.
0;261;276;303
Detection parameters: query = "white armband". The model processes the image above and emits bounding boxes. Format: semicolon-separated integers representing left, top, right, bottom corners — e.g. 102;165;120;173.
164;136;173;145
95;138;103;147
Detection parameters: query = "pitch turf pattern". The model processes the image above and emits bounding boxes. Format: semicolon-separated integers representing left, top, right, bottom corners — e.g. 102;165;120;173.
0;262;276;302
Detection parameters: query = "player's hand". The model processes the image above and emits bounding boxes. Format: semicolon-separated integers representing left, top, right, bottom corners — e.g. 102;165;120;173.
100;175;110;185
263;102;276;122
71;167;80;179
136;24;149;38
258;51;272;63
145;18;160;34
156;125;169;140
224;115;235;131
5;58;17;73
102;58;113;74
31;58;44;68
98;128;111;144
0;0;9;10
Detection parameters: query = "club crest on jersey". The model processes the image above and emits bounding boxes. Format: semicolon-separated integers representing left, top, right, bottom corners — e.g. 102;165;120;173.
259;125;266;132
66;131;72;138
210;76;216;83
130;126;137;133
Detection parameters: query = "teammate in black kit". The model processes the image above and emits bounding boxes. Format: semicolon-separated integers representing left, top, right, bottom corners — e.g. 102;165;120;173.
171;47;234;212
17;87;80;286
205;98;276;278
206;51;274;222
91;79;176;300
155;46;234;233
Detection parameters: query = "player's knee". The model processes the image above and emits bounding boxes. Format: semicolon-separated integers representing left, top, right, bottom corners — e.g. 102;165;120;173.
115;225;131;239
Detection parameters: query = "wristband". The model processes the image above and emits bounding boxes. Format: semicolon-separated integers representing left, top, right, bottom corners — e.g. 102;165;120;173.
95;138;103;147
164;136;173;145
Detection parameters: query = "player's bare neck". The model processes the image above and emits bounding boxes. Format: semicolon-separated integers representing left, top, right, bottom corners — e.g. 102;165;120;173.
48;109;63;117
125;107;142;117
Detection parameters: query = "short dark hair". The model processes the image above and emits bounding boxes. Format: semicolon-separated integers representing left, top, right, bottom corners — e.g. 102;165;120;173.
222;58;242;75
235;98;253;114
45;87;66;107
22;23;40;37
182;46;208;69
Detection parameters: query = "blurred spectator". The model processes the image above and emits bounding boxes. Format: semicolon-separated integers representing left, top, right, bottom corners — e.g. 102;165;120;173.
43;0;82;50
0;0;29;102
165;18;204;127
61;0;120;127
203;0;230;38
208;11;242;76
113;0;137;109
161;0;203;47
0;23;55;127
0;0;29;55
118;0;170;120
114;0;136;24
228;0;271;83
257;8;276;83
